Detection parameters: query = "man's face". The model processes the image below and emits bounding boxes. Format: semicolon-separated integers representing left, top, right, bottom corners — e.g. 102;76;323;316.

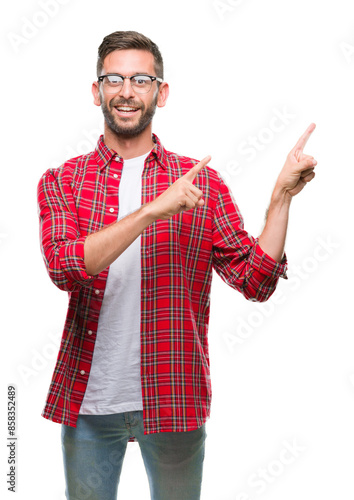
94;49;164;137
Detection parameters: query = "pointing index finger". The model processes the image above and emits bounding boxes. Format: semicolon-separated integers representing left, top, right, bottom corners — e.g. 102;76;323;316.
184;155;211;182
292;122;316;153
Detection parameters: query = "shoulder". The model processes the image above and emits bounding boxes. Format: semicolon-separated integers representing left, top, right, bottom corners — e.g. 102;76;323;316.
160;142;238;206
163;147;222;184
37;150;95;191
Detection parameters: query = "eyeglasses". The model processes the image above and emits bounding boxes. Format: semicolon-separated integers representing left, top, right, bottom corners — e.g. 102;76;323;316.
98;74;163;94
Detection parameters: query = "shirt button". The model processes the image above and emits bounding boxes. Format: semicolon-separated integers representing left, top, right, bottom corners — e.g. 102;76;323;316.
95;289;100;295
113;174;118;178
88;330;93;335
80;370;86;375
114;157;119;162
109;208;114;213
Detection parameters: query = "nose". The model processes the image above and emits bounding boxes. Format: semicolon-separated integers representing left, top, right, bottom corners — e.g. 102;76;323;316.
118;77;136;99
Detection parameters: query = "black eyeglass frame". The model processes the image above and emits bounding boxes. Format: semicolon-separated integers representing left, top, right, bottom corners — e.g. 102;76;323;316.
97;73;163;93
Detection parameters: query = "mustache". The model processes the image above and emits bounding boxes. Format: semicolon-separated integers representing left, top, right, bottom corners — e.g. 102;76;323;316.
110;98;141;108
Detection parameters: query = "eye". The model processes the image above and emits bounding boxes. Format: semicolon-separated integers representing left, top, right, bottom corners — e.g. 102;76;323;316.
106;75;123;85
133;75;150;86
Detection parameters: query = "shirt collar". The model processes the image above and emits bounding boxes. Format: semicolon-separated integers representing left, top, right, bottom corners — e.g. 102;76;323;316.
94;133;167;171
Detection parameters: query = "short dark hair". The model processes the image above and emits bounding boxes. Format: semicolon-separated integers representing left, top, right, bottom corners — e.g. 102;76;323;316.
97;30;164;80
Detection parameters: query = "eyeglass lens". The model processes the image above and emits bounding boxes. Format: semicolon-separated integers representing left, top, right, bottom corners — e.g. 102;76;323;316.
101;75;153;94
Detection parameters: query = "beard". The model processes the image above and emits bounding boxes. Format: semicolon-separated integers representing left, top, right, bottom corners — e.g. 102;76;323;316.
100;91;158;138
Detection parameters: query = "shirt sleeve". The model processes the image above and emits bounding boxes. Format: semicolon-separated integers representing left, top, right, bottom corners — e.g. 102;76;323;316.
37;168;96;292
212;174;287;302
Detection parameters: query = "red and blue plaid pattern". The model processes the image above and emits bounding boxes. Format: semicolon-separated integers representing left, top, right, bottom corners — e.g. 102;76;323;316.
37;134;287;435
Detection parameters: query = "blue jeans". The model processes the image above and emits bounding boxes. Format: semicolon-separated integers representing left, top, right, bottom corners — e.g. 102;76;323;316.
61;411;206;500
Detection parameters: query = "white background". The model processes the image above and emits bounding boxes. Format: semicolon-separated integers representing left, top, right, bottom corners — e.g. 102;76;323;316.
1;0;353;499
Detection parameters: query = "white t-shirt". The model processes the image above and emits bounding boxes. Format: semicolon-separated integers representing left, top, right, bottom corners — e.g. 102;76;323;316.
79;151;149;414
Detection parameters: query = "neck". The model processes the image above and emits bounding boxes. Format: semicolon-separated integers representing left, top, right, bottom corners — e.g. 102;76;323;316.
103;123;154;159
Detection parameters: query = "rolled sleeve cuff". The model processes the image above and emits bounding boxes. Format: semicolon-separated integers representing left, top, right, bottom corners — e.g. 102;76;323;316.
58;236;95;287
249;239;288;280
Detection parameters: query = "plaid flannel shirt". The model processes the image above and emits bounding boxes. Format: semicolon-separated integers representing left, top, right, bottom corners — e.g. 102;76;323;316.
37;134;287;436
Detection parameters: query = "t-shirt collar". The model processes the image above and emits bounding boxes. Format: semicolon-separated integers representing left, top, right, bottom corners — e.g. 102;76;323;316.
94;133;167;171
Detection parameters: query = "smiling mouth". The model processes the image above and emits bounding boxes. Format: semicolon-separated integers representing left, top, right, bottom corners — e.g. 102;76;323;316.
114;106;140;115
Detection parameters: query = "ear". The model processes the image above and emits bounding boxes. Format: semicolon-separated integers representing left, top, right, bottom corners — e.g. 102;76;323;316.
156;82;169;108
92;81;101;107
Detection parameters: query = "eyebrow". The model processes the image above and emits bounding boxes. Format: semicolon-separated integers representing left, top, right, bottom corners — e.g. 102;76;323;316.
104;71;151;76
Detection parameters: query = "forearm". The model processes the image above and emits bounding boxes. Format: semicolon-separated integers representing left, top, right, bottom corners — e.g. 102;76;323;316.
257;123;317;262
84;155;210;276
258;187;291;263
84;202;156;276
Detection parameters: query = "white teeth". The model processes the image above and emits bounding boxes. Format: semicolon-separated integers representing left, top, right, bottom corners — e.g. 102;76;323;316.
117;107;137;112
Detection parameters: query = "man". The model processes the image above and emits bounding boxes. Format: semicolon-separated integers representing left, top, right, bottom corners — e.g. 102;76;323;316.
37;30;316;500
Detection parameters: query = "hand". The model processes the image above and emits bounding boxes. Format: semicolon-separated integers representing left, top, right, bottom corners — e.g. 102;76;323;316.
150;155;211;220
275;123;317;200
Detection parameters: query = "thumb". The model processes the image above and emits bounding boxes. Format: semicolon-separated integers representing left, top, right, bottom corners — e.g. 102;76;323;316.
296;156;317;173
